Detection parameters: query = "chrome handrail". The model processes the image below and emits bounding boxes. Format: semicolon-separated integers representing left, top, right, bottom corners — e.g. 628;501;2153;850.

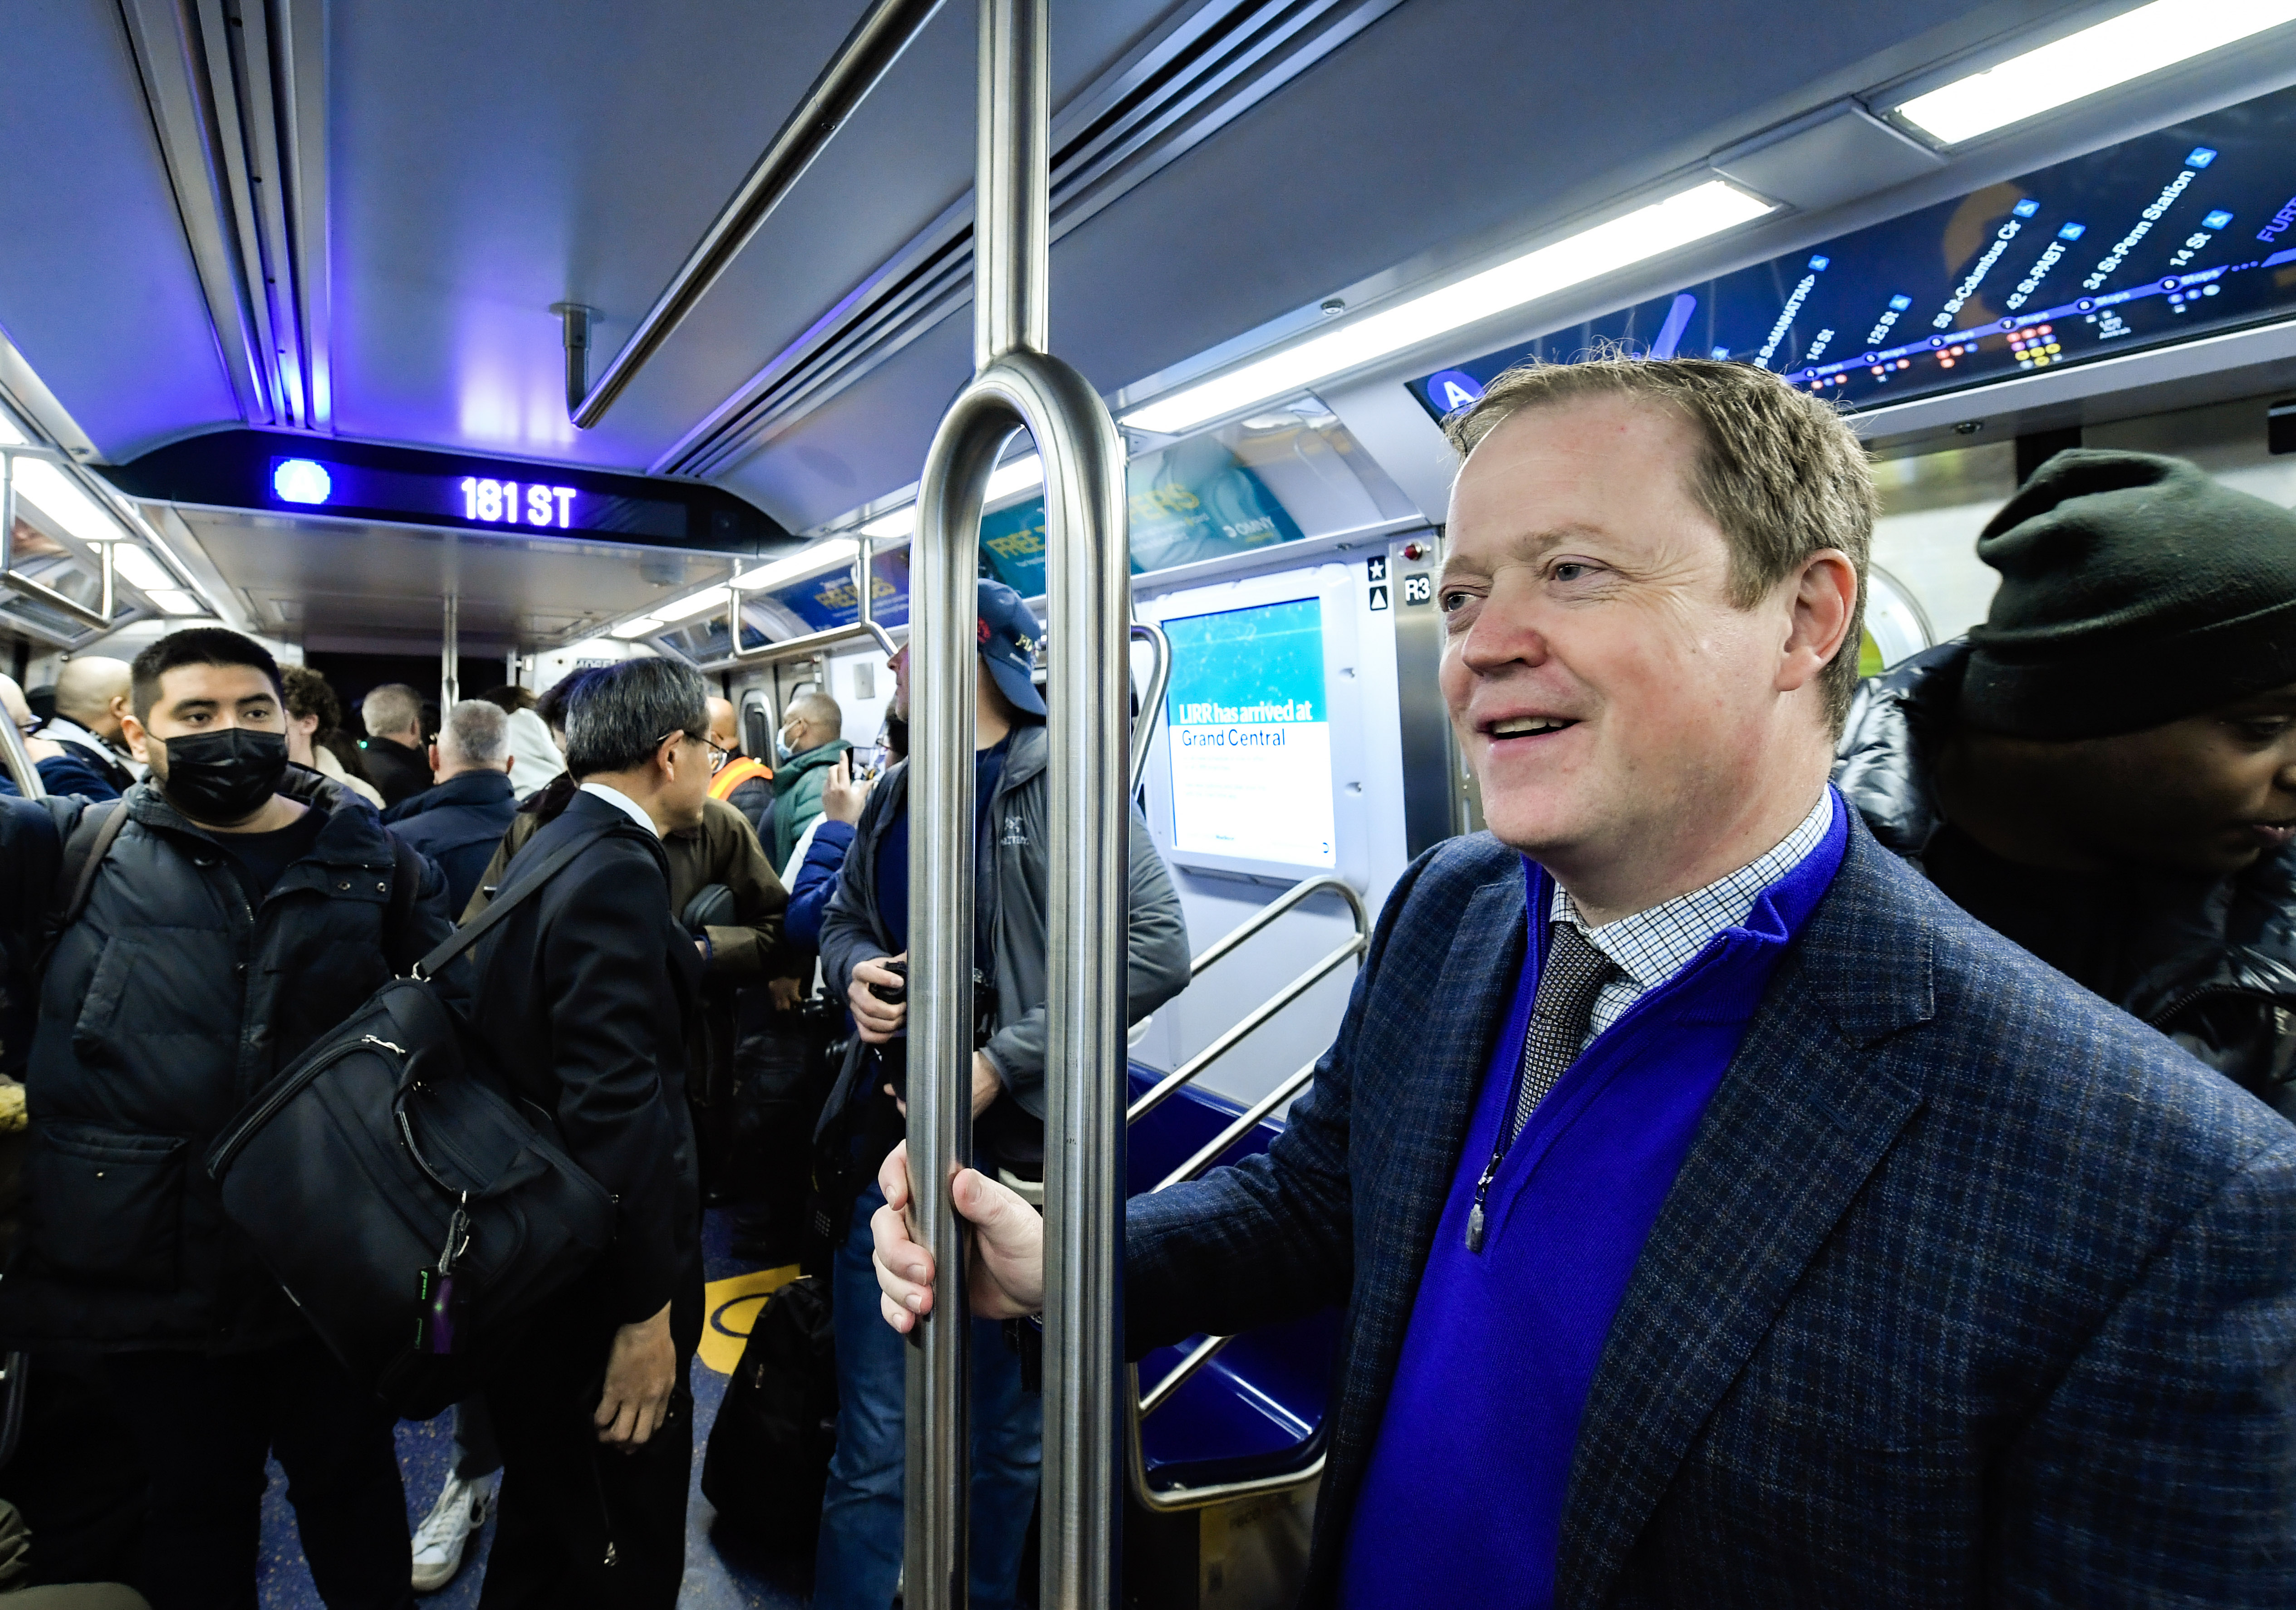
727;536;900;663
1126;1366;1328;1516
564;0;945;428
1154;1057;1318;1194
1;450;117;632
1121;875;1369;1512
907;4;1130;1605
1126;875;1367;1123
1127;619;1169;798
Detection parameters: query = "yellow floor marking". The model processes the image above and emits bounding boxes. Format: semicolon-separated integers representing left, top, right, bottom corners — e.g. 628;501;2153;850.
698;1264;801;1376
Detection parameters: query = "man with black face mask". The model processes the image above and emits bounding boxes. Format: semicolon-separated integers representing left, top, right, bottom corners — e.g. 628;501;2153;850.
0;626;453;1610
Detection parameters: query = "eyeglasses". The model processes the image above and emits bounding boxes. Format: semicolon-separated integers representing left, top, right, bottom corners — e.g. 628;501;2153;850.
704;736;734;774
652;727;716;766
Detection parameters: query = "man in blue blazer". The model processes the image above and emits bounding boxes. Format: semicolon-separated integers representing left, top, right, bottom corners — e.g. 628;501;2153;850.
872;355;2296;1605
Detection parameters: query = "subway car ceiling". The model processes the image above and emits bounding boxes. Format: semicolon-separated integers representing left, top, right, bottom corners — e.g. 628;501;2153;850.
4;0;2296;663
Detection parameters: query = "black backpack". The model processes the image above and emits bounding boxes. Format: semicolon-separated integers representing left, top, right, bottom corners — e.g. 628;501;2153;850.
205;822;619;1418
700;1274;838;1554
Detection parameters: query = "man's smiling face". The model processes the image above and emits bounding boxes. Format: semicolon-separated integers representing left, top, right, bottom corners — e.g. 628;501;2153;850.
1438;392;1827;897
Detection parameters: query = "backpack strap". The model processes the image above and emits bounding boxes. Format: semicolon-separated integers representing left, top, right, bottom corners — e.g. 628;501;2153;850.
53;800;129;925
411;818;618;982
38;801;129;969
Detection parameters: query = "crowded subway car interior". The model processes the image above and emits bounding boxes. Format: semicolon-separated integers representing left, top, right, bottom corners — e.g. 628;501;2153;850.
7;0;2296;1605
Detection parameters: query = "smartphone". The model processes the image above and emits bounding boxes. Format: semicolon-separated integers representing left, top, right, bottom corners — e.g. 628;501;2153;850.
848;743;887;780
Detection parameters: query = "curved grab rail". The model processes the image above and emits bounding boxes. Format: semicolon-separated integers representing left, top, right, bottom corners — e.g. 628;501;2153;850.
726;535;900;665
1122;875;1367;1514
1127;619;1169;798
1125;875;1367;1125
1;450;116;634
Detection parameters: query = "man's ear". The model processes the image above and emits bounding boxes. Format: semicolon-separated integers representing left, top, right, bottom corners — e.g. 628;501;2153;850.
121;710;152;765
1776;550;1858;696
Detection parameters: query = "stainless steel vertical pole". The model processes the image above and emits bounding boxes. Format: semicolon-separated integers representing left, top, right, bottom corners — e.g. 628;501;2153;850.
904;0;1130;1605
441;594;460;709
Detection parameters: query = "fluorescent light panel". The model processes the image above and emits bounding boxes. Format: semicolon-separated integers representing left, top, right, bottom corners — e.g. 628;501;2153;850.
1893;0;2296;146
1121;180;1773;436
854;452;1046;543
608;617;663;640
109;543;173;592
9;457;128;548
652;584;732;624
145;589;203;616
733;538;859;592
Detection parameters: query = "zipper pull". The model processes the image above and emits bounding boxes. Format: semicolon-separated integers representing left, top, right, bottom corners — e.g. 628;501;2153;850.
1464;1150;1501;1253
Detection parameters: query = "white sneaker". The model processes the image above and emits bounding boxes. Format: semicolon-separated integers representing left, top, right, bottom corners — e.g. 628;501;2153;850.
410;1468;500;1592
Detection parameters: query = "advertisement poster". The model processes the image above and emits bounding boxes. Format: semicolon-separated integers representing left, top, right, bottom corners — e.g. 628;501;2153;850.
1162;595;1335;869
980;438;1304;597
767;544;912;633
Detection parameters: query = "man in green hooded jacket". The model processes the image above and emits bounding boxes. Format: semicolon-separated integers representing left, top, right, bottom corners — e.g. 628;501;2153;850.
767;689;850;869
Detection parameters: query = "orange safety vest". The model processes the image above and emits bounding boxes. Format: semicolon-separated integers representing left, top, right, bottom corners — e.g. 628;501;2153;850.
708;756;774;801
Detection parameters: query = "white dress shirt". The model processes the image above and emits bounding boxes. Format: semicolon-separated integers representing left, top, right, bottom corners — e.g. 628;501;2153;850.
579;780;658;838
1550;789;1835;1043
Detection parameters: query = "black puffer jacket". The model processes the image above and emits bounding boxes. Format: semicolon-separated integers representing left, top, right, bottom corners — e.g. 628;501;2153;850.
1835;640;2296;1120
0;770;452;1351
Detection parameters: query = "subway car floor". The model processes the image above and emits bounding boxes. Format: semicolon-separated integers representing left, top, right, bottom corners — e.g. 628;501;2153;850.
251;1209;810;1608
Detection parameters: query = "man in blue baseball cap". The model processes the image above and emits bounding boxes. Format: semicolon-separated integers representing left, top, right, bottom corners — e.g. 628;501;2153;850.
809;578;1190;1608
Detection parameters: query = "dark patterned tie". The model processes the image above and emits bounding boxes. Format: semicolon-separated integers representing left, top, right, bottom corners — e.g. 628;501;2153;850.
1509;922;1621;1142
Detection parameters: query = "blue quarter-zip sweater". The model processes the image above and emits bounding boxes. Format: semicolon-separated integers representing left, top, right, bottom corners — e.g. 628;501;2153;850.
1340;794;1850;1608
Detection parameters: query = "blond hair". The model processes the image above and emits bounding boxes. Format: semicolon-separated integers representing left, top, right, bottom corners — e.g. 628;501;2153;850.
1445;354;1878;730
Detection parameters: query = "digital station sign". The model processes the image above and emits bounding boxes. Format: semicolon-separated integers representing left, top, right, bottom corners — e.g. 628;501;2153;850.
1162;595;1336;870
94;428;787;553
265;455;688;539
1413;83;2296;418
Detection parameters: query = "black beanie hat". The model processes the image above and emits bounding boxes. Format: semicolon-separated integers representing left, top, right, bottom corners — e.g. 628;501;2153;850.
1959;449;2296;739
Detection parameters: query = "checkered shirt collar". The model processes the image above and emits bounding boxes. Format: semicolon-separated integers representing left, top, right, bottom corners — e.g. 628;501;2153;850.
1548;790;1835;992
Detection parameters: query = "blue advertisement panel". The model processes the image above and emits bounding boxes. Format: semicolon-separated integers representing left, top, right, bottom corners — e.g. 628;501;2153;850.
1162;596;1335;869
1410;83;2296;416
766;545;911;632
980;438;1304;596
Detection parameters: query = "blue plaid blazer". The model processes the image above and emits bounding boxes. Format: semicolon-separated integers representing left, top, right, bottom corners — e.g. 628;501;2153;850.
1127;814;2296;1606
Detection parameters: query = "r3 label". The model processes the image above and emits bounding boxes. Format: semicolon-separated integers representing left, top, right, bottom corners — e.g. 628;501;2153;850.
1403;573;1432;605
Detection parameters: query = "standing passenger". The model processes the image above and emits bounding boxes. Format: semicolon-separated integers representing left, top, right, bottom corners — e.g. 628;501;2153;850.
457;657;713;1609
872;358;2296;1606
704;695;775;840
1836;449;2296;1118
477;683;566;797
358;681;433;808
765;690;849;872
384;699;518;914
39;655;140;792
282;665;386;809
0;626;452;1610
811;580;1190;1610
0;675;113;799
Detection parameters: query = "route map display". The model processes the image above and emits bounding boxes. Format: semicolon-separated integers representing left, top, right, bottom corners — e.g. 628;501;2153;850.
1412;83;2296;418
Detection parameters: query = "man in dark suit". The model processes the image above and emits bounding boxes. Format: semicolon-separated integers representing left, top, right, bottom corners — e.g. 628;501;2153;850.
872;355;2296;1606
460;656;712;1609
